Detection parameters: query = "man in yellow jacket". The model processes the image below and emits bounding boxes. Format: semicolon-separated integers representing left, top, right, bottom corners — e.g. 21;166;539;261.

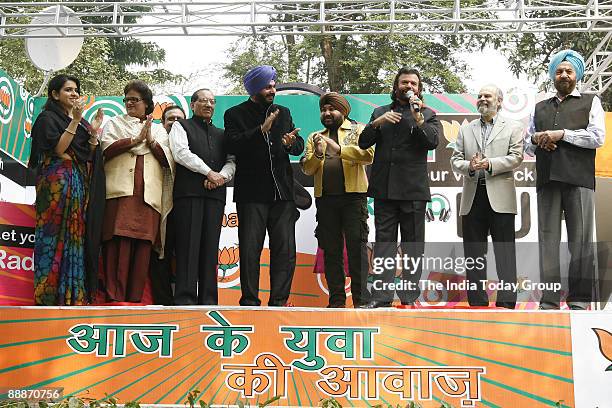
302;93;374;308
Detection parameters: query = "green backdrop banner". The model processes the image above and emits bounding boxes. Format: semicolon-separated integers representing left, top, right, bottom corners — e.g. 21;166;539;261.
0;70;35;167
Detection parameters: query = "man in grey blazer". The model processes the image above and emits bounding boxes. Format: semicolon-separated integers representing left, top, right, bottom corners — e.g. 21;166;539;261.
450;84;524;308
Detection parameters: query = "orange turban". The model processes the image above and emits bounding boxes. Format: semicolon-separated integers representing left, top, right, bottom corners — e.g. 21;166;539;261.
319;92;351;117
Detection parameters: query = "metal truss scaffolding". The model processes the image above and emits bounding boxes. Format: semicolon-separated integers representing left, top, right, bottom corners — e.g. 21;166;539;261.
1;1;611;93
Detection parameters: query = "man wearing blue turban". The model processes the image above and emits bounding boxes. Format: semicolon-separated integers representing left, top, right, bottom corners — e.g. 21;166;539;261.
224;65;304;307
525;49;606;310
547;49;585;82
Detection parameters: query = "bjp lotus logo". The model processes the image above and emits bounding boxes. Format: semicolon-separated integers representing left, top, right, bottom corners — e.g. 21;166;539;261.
441;119;470;148
218;246;240;282
0;76;15;125
24;118;32;139
152;102;172;121
593;328;612;371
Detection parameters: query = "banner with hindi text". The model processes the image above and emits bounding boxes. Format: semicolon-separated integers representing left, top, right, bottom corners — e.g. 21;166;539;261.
0;307;579;408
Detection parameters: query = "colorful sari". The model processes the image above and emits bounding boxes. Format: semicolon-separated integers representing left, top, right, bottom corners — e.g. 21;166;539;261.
33;151;89;305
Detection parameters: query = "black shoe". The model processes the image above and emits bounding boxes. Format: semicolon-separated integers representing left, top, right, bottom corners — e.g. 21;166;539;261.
568;302;589;310
358;300;393;309
400;301;415;306
326;303;346;308
538;302;559;310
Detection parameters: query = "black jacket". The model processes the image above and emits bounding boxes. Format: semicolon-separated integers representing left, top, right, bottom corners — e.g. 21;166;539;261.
174;117;228;202
359;103;440;201
224;98;304;203
533;93;596;190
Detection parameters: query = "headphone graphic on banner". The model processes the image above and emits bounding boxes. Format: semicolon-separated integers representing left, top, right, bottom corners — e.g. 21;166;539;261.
426;193;452;222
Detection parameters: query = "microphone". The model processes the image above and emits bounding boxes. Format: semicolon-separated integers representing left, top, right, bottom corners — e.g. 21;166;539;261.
405;90;421;113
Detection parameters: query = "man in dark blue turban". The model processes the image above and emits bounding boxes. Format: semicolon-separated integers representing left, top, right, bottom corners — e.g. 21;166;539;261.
525;49;606;310
243;65;277;97
224;66;304;307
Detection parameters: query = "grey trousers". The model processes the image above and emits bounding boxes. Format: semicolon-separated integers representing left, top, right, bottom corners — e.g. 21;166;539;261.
537;182;595;308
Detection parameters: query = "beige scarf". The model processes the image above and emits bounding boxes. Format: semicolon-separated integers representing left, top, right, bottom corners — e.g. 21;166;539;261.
101;114;175;258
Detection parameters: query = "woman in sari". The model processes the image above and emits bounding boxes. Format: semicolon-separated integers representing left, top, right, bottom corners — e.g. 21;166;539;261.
101;80;174;303
29;74;104;305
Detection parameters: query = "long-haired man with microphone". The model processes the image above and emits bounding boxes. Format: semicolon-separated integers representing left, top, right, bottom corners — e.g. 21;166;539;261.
358;67;442;308
224;65;304;306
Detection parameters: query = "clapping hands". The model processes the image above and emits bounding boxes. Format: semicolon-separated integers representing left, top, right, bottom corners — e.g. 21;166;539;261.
282;128;300;147
469;152;489;172
71;97;86;121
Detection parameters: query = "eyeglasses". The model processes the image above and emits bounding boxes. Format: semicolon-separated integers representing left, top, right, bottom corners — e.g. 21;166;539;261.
123;97;143;104
195;98;216;105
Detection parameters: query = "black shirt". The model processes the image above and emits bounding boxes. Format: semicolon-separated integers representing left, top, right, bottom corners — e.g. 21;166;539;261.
224;98;304;203
322;129;345;195
359;102;441;201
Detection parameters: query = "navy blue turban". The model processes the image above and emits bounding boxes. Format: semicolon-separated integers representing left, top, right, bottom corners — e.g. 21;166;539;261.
243;65;277;95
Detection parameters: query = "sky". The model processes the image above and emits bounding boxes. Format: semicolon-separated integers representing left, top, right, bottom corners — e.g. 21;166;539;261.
152;35;232;94
151;35;540;97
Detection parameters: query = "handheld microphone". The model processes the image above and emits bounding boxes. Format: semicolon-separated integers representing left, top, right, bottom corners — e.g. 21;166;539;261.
405;90;421;113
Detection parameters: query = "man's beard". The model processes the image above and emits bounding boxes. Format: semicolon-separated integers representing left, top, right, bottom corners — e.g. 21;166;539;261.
322;116;342;130
396;89;410;101
555;78;576;96
254;93;274;106
397;89;419;102
477;103;496;117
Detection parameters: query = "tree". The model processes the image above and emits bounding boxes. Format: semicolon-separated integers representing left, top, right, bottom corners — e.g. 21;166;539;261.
498;32;611;109
221;2;486;94
0;37;180;96
487;0;611;109
223;33;469;95
223;38;289;94
0;0;181;96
